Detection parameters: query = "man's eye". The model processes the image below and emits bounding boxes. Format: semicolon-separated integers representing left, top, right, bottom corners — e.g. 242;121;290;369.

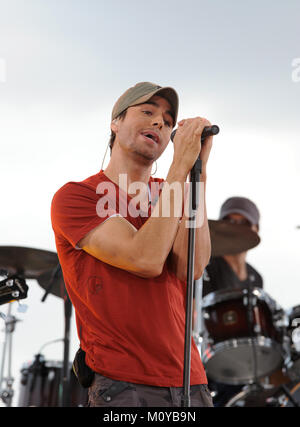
164;120;171;127
142;110;152;115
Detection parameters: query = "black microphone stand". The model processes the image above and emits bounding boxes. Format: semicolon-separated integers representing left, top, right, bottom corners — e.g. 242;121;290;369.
181;155;202;408
171;126;219;407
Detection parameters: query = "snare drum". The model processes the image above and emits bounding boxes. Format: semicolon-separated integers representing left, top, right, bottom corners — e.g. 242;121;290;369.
201;287;285;385
18;355;88;407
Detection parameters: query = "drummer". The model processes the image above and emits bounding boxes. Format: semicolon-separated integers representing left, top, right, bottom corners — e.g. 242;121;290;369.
202;196;262;406
203;196;262;297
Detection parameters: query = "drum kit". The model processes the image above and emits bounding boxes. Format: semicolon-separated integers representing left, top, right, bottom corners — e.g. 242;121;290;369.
0;219;299;407
0;245;88;407
195;220;300;407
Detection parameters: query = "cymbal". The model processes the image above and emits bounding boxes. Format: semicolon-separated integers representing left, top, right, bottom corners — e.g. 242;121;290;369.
208;220;260;256
0;246;59;279
37;266;67;299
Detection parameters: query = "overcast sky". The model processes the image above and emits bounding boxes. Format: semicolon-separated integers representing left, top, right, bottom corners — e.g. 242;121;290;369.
0;0;300;406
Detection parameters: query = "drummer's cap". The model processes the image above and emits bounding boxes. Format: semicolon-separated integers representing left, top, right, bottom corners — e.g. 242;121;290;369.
111;82;179;126
219;197;260;227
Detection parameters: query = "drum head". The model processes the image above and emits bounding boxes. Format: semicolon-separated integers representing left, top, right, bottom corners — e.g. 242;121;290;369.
203;337;283;385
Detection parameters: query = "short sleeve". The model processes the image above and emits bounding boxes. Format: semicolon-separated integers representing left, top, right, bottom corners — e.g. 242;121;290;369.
51;181;118;248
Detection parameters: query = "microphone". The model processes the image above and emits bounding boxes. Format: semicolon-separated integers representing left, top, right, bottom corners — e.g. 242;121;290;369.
170;125;219;142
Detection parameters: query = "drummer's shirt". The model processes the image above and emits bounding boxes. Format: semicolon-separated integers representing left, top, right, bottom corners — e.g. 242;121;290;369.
202;257;263;297
51;170;207;387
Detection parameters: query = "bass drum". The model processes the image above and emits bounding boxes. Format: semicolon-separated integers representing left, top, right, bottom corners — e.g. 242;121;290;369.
18;355;88;407
225;382;300;407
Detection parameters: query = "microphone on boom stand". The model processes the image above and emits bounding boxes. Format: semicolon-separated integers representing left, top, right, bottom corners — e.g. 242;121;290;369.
170;125;220;143
172;123;219;407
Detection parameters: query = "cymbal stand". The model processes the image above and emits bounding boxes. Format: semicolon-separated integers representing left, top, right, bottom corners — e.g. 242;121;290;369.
40;264;72;407
279;384;300;407
0;303;19;407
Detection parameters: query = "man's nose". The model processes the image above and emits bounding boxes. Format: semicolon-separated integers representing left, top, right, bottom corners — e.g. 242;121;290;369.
151;112;163;128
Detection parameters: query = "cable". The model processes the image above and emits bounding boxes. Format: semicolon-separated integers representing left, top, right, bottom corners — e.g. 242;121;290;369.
38;338;64;355
101;141;110;171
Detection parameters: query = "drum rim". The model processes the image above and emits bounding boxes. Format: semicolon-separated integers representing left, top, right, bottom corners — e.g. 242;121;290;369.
202;336;284;385
203;335;284;361
202;287;279;311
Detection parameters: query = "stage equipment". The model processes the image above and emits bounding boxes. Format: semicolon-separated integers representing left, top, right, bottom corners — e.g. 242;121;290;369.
172;124;220;407
208;219;260;256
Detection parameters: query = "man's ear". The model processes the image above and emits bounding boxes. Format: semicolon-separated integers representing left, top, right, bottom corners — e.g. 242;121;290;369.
111;119;118;134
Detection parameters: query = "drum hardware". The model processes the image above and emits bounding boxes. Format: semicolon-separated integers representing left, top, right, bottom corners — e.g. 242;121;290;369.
192;331;202;348
0;274;29;306
291;320;300;352
0;246;73;406
222;310;237;326
283;360;298;382
253;324;262;334
242;291;257;308
245;283;260;385
0;302;21;407
279;384;300;407
281;307;300;382
39;263;65;301
0;269;29;407
38;338;65;354
225;381;300;407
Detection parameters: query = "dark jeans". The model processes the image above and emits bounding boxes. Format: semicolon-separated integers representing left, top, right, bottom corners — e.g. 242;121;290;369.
88;373;214;407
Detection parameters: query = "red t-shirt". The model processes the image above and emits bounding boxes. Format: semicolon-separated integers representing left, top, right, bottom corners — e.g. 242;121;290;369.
51;170;207;387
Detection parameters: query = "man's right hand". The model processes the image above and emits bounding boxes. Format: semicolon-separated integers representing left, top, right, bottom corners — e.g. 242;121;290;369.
172;117;213;177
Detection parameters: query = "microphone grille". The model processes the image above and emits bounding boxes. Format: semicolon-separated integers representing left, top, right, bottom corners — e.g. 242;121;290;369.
170;129;176;142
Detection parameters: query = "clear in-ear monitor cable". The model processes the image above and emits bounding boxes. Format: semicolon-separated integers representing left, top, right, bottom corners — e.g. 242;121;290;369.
101;140;110;171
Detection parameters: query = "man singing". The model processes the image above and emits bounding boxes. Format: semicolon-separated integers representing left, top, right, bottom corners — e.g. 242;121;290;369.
51;82;214;407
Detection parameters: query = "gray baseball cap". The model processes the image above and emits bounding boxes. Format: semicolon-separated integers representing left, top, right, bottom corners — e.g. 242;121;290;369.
219;197;260;226
111;82;179;126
